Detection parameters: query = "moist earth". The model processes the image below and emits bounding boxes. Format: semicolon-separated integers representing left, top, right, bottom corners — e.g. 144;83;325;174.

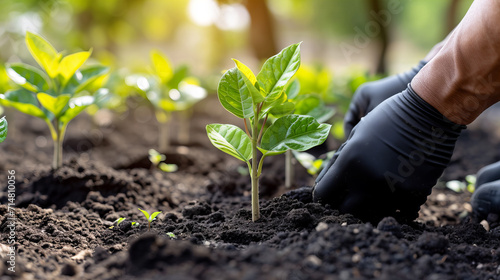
1;97;500;279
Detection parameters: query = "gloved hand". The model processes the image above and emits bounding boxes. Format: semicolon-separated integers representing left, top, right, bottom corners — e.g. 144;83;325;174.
313;85;465;222
471;161;500;220
344;61;427;136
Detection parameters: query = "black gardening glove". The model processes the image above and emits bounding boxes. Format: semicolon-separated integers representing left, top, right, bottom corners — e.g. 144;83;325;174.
344;61;427;136
471;161;500;220
313;85;465;222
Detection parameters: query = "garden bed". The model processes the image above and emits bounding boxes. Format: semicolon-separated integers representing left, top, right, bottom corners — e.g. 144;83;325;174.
1;96;500;279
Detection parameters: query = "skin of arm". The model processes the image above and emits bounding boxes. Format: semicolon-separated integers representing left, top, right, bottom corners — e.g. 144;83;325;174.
412;0;500;125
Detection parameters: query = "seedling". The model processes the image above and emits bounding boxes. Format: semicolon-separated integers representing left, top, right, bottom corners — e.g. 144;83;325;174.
127;50;207;151
109;217;126;229
0;116;7;143
166;232;176;239
446;175;476;193
131;222;139;227
292;150;335;176
148;149;178;172
138;208;162;231
0;32;109;169
206;43;331;221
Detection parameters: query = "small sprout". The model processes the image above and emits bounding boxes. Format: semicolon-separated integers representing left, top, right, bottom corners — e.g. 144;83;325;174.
158;162;178;172
148;149;178;172
446;180;466;193
131;222;139;227
293;150;335;176
166;232;176;239
109;217;126;229
446;175;477;193
465;174;476;193
138;208;162;231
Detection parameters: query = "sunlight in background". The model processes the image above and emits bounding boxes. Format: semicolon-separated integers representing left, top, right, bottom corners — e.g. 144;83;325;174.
188;0;249;31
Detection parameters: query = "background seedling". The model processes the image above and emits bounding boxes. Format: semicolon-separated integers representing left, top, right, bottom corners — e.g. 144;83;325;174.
206;43;331;221
0;116;7;143
166;232;176;239
148;149;178;172
127;50;207;151
109;217;126;229
138;208;162;231
0;32;109;169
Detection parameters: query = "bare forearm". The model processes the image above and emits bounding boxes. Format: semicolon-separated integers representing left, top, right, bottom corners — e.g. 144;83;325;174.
412;0;500;125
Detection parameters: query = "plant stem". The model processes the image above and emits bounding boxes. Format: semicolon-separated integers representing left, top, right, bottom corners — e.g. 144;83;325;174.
178;110;191;144
251;121;260;222
285;150;293;188
52;119;65;170
159;120;169;152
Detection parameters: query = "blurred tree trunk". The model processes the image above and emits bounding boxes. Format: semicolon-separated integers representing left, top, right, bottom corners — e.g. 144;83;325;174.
369;0;389;75
245;0;278;61
445;0;460;36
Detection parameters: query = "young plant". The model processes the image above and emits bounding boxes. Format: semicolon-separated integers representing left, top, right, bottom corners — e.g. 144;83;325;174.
0;116;7;143
166;232;176;239
206;43;331;221
127;50;207;151
109;217;126;229
148;149;178;172
0;32;109;169
138;208;162;231
292;150;335;177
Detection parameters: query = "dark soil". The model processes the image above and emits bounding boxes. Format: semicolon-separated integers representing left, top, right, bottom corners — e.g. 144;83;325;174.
1;96;500;279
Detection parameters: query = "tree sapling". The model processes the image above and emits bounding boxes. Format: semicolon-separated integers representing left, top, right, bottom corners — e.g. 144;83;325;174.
138;208;162;231
206;43;331;221
0;32;109;169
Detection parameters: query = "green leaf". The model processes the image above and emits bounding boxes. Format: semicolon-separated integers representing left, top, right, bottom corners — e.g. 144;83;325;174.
0;116;7;143
269;101;295;118
286;79;300;100
57;50;92;87
138;208;150;220
151;50;173;84
0;89;47;119
64;65;109;94
256;42;301;101
25;32;62;78
260;90;287;117
261;115;331;153
233;59;264;104
217;67;254;119
59;95;94;123
166;65;188;89
206;124;252;162
37;93;70;117
7;63;50;92
294;95;321;115
159;163;178;172
307;106;335;123
149;211;162;222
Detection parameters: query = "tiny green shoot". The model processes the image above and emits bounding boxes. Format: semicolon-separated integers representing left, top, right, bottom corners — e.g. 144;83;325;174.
138;208;162;231
0;116;7;143
131;222;139;227
166;232;176;239
446;174;476;193
148;149;178;172
206;43;331;221
109;217;126;229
